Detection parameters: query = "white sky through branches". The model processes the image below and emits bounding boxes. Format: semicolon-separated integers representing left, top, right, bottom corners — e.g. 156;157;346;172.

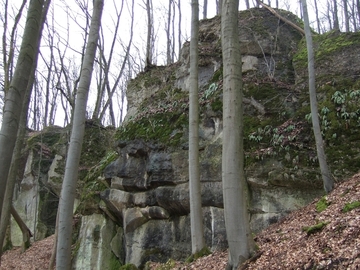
0;0;341;127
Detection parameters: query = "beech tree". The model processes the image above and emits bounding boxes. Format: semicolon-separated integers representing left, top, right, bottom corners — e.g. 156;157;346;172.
56;0;103;268
0;0;49;219
189;0;205;254
301;0;334;194
145;0;154;68
0;0;51;254
221;0;255;268
203;0;208;18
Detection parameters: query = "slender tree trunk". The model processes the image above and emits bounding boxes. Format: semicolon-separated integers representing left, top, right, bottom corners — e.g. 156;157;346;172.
10;206;33;252
343;0;350;31
221;0;255;269
301;0;334;194
351;0;358;31
203;0;208;18
48;210;59;269
172;0;176;62
326;0;333;29
166;0;172;65
0;36;40;255
56;1;103;268
216;0;223;15
314;0;321;33
357;0;360;27
333;0;340;29
145;0;153;68
245;0;250;9
189;0;205;254
0;0;47;218
177;0;182;59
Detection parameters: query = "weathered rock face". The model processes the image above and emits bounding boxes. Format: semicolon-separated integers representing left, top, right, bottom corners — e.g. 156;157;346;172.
9;7;360;270
103;8;360;268
73;214;122;270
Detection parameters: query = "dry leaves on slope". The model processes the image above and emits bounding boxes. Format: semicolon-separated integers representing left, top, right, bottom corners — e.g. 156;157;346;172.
0;235;54;270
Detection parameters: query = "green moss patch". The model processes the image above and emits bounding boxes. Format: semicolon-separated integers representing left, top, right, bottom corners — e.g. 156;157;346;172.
342;201;360;213
185;246;211;264
116;112;188;148
302;221;329;235
316;196;330;213
293;30;360;68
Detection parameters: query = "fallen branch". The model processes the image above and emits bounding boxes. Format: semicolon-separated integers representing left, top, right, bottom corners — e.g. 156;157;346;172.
257;0;305;35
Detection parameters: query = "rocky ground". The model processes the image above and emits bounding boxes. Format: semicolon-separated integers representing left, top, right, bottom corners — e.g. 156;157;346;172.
1;173;360;270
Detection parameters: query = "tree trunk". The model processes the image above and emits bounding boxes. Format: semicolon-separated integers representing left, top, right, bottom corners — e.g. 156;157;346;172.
245;0;250;9
166;0;172;65
203;0;208;18
314;0;321;33
343;0;350;31
301;0;334;194
10;206;33;252
145;0;153;68
0;0;47;218
216;0;223;15
357;0;360;27
333;0;340;29
177;0;182;59
189;0;205;254
221;0;255;269
56;1;103;269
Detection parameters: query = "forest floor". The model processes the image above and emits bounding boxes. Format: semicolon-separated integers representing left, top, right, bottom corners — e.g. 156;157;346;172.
1;173;360;270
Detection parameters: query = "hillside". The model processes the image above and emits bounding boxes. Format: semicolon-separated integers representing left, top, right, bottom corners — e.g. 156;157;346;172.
2;173;359;269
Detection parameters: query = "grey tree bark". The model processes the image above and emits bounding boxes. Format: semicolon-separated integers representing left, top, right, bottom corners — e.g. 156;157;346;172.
333;0;340;29
301;0;334;194
216;0;223;15
0;0;47;218
314;0;321;33
343;0;350;31
177;0;182;60
189;0;205;254
166;0;172;65
221;0;255;269
357;0;360;26
145;0;154;68
0;0;50;253
56;0;103;268
203;0;208;18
